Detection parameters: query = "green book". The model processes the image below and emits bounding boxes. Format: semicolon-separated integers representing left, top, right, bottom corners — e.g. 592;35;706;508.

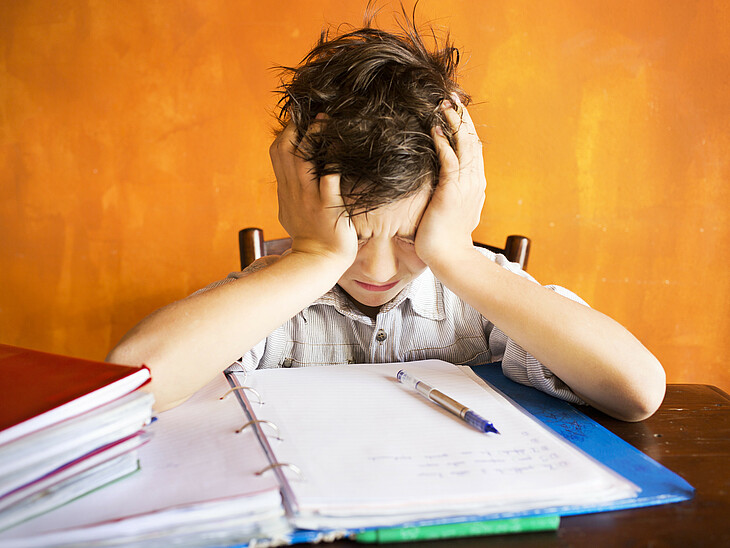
354;515;560;543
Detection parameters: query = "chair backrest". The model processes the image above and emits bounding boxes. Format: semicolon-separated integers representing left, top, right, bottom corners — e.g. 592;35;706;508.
239;227;530;271
474;236;530;270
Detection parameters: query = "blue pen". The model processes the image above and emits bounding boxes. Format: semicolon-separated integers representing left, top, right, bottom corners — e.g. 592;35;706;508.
397;370;499;434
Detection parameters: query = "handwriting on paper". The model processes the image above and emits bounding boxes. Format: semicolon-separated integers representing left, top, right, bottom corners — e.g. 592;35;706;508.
367;430;570;480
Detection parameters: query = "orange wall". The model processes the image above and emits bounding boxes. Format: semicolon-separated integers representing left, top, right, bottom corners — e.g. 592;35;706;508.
2;1;728;391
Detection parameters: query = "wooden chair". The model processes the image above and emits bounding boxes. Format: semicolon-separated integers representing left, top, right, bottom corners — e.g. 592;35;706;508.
474;236;530;270
239;227;530;271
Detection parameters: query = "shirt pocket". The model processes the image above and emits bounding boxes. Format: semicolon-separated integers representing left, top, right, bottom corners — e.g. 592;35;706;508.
278;340;367;367
401;334;492;366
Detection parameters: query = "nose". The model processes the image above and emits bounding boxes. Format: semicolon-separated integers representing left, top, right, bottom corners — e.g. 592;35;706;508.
358;240;399;283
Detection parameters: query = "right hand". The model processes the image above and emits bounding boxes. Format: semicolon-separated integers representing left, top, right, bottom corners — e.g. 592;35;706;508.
269;120;358;269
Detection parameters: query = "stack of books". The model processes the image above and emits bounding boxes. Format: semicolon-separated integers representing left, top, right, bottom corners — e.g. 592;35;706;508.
0;344;153;531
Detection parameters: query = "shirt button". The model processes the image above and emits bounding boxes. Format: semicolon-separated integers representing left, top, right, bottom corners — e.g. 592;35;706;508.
375;329;387;343
282;358;293;368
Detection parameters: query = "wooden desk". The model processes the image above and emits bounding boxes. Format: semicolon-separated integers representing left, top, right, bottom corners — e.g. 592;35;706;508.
334;384;730;547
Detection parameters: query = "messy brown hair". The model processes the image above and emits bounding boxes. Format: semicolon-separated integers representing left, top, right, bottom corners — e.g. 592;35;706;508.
275;8;470;215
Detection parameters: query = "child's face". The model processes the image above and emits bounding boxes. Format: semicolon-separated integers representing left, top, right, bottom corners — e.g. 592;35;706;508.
337;187;431;312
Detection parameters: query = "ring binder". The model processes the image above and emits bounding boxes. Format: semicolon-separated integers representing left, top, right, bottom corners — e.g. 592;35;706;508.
225;372;300;517
236;419;282;439
255;462;303;479
229;360;248;381
219;386;263;404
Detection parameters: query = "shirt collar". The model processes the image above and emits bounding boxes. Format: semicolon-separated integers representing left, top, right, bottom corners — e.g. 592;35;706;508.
307;285;371;324
401;268;445;321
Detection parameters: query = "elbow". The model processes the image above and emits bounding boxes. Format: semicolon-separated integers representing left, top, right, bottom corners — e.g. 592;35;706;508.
581;355;667;423
106;345;138;368
621;389;665;423
613;357;667;423
107;339;195;413
106;341;169;411
633;355;667;421
630;370;666;422
106;338;149;369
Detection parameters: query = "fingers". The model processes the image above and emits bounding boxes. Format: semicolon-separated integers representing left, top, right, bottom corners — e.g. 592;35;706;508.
319;172;344;210
296;114;328;199
298;114;347;213
431;98;487;218
431;124;459;183
440;96;485;179
271;114;351;250
269;122;297;185
271;119;323;213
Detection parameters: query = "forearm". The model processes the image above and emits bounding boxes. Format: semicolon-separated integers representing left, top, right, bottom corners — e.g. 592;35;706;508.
428;248;666;421
107;252;347;411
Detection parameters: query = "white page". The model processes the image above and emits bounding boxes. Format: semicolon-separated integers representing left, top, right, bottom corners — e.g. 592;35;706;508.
237;360;637;529
1;374;284;545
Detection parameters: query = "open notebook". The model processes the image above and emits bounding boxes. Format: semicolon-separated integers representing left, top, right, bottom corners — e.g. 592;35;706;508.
0;360;690;547
235;360;636;530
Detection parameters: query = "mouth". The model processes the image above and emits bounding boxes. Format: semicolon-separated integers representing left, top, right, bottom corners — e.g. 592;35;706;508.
355;280;399;292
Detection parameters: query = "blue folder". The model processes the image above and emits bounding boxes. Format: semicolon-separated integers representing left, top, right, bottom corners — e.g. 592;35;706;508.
472;364;695;515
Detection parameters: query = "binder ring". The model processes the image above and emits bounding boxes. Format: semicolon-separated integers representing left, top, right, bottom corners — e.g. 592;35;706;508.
220;386;263;404
236;419;281;439
230;362;247;383
255;462;303;479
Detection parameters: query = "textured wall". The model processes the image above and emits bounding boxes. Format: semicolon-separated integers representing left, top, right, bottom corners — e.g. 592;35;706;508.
1;1;728;390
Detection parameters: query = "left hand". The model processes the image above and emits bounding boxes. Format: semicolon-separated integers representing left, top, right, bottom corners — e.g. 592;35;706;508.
415;96;486;266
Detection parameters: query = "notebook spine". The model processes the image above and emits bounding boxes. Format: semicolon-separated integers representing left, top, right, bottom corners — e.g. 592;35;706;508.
223;372;300;517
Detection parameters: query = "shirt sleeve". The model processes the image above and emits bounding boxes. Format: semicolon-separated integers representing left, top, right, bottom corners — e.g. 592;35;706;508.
225;338;266;373
478;249;588;405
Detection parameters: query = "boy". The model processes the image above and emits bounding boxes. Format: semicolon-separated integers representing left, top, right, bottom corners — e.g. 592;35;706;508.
107;17;665;421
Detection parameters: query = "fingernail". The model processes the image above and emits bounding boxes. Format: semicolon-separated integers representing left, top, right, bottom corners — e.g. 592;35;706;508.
450;92;461;104
434;125;444;136
441;99;452;110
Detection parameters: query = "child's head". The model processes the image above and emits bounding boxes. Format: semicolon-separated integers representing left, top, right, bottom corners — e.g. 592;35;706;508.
275;14;469;216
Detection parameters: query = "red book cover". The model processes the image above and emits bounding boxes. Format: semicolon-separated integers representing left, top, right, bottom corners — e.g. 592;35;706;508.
0;344;150;446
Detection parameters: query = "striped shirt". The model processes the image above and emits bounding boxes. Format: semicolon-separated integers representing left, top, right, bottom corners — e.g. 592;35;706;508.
202;248;586;405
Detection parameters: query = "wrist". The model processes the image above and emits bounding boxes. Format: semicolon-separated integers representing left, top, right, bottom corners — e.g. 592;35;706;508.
424;244;484;281
290;238;357;268
418;238;475;271
283;246;353;281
